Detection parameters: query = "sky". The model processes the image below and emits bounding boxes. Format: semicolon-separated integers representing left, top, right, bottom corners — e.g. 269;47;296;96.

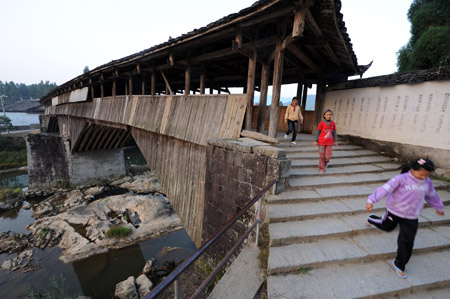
0;0;412;97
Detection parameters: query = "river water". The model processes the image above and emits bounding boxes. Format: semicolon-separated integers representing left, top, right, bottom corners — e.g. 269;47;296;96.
0;148;197;298
3;112;40;126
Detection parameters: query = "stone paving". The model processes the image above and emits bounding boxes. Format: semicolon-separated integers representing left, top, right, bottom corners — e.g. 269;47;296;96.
266;134;450;298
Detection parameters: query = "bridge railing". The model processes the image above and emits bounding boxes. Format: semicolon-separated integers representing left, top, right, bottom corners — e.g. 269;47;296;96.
144;179;277;299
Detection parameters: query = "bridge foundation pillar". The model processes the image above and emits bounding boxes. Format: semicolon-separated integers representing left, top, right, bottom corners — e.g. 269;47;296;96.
26;133;125;188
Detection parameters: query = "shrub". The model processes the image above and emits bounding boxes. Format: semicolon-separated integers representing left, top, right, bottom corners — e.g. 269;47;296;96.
105;225;132;238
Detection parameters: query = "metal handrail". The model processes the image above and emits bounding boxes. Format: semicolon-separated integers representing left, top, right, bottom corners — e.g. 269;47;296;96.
145;179;277;299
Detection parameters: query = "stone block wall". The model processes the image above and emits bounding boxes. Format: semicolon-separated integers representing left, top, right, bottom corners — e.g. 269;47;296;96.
202;138;290;256
26;133;125;188
26;134;71;187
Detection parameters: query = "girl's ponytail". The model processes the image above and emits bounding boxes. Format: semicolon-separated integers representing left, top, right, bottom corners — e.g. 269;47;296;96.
400;158;435;174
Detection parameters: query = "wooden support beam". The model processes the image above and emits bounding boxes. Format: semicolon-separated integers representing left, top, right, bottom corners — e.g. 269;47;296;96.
200;64;206;94
142;76;146;95
91;126;107;150
151;72;155;97
160;70;172;95
305;8;341;67
112;78;116;98
257;63;270;133
235;27;243;48
89;78;95;99
301;83;308;131
128;75;133;96
96;127;114;149
268;38;285;138
100;74;104;99
245;46;257;130
292;9;306;38
185;65;191;96
313;73;325;133
287;44;321;73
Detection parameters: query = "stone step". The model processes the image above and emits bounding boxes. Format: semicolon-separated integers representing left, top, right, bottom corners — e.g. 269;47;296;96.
282;145;364;153
267;250;450;299
267;190;450;222
266;183;381;204
268;208;450;246
289;163;401;176
269;224;450;274
267;181;450;204
289;170;399;188
399;286;450;298
291;155;393;167
287;149;378;159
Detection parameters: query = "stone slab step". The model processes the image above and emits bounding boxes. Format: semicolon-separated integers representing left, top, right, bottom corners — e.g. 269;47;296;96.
282;145;364;152
289;163;401;176
267;191;450;222
268;208;450;245
267;250;450;299
267;183;450;205
289;170;399;188
267;183;382;204
269;225;450;274
291;156;393;167
400;286;450;299
287;150;378;159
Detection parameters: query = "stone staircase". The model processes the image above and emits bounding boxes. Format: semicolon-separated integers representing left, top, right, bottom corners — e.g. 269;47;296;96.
266;134;450;298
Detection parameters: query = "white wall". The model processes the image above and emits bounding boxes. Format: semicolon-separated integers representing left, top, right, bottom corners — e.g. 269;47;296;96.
324;80;450;151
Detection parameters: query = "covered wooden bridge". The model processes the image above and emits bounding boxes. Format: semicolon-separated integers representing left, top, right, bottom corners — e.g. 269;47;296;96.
39;0;367;244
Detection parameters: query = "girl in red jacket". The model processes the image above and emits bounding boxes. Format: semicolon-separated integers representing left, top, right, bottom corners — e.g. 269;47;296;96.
313;109;338;174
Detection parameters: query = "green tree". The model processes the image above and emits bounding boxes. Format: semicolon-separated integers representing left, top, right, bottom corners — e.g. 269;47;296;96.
397;0;450;72
0;115;13;132
83;66;90;74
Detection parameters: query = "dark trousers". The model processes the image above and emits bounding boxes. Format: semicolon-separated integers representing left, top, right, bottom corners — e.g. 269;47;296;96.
368;210;418;271
286;120;298;142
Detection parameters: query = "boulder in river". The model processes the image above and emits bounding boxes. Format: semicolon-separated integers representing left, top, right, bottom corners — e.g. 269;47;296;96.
115;276;139;299
136;274;153;298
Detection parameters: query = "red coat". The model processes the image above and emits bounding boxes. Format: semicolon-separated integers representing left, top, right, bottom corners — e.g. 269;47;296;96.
317;120;336;145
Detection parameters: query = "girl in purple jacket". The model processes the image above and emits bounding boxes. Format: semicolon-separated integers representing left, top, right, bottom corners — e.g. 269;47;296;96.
365;158;445;279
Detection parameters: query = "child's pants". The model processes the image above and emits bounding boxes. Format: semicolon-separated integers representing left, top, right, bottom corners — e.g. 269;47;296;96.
368;210;419;271
286;120;298;142
318;145;333;171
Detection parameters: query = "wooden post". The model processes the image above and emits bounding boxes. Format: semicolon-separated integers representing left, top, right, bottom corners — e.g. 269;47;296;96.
313;74;325;134
100;74;104;99
209;88;213;94
185;65;191;96
112;78;116;98
200;64;206;94
125;83;128;95
89;78;95;99
142;74;146;95
268;38;284;138
301;84;308;127
151;72;155;98
257;63;270;133
245;46;257;130
129;75;133;96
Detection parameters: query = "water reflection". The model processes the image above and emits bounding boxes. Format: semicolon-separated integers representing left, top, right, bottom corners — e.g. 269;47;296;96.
0;171;28;189
0;229;196;299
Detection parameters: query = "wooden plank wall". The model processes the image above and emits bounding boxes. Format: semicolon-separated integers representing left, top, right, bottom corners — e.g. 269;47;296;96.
46;94;247;146
132;127;206;246
45;94;246;245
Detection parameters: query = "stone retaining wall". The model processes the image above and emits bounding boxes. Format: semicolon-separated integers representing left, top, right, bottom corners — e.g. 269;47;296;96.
202;138;290;259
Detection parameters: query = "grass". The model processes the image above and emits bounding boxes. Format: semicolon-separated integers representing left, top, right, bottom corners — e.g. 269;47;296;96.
29;274;79;299
0;187;21;201
298;267;309;274
0;135;27;170
105;225;133;238
257;222;270;279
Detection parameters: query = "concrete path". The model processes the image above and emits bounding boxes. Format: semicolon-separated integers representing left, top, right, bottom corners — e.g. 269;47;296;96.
267;134;450;298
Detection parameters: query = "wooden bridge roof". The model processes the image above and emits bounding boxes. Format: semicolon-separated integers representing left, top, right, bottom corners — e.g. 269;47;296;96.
42;0;367;104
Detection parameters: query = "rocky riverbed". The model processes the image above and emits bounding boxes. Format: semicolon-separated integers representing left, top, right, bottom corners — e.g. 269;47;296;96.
0;170;183;272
